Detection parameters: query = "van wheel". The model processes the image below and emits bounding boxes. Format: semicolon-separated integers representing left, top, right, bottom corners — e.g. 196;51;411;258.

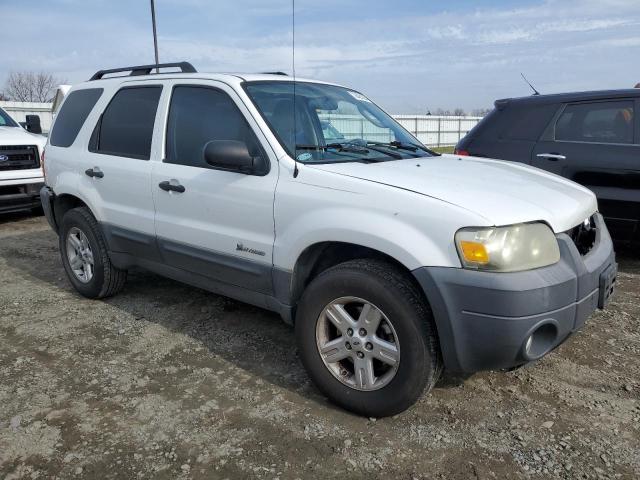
295;259;442;417
59;207;127;298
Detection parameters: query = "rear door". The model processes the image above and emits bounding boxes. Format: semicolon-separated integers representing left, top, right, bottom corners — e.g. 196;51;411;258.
81;82;163;258
151;80;278;294
532;99;638;239
461;103;558;164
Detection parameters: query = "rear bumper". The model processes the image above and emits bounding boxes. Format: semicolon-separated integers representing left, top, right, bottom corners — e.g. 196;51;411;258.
0;181;44;214
413;213;617;373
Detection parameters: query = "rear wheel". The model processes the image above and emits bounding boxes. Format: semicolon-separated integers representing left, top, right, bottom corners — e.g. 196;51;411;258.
296;259;442;417
59;207;127;298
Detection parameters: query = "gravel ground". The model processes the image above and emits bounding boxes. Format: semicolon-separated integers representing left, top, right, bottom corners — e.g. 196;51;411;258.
0;213;638;480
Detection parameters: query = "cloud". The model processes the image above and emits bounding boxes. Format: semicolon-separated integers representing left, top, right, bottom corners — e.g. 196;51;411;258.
0;0;639;111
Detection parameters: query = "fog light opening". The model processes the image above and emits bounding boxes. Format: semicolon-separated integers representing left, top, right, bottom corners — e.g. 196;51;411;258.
523;323;558;360
524;335;533;355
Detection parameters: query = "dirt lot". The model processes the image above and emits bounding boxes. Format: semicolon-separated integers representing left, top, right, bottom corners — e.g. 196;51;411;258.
0;214;638;480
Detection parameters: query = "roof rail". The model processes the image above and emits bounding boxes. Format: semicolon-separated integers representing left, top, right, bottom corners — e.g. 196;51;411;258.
261;71;288;76
89;62;197;81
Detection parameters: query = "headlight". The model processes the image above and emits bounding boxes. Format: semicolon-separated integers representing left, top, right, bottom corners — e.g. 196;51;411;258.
455;222;560;272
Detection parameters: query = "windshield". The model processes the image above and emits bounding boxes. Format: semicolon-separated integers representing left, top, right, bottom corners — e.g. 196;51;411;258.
244;81;433;163
0;107;19;127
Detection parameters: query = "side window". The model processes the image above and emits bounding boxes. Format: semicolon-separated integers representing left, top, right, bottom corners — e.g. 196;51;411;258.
500;104;559;141
92;86;162;160
165;86;264;169
555;101;634;144
50;88;103;147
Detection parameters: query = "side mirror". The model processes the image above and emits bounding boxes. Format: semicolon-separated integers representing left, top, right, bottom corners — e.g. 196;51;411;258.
203;140;255;173
25;115;42;134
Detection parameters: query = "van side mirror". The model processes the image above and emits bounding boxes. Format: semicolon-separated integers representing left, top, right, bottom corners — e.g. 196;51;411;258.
25;115;42;134
203;140;255;173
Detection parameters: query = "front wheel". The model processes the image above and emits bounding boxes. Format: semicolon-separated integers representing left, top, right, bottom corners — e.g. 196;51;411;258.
295;259;442;417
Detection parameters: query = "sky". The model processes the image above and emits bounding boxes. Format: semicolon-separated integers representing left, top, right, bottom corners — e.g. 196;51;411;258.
1;0;639;113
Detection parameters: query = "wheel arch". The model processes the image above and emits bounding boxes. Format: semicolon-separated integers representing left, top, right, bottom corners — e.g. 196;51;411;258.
287;241;427;313
53;193;92;227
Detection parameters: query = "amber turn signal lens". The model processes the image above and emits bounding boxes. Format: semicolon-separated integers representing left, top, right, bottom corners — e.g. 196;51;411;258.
459;241;489;264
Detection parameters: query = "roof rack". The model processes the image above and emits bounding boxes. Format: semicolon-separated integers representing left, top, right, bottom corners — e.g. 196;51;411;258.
89;62;197;81
261;71;288;76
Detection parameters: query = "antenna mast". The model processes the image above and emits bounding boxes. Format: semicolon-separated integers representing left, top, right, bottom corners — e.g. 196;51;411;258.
150;0;160;72
292;0;299;177
520;73;540;96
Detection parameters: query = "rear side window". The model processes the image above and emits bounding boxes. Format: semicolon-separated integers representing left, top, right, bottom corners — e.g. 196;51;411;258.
555;101;634;144
50;88;103;147
92;86;162;160
500;104;559;141
165;86;263;169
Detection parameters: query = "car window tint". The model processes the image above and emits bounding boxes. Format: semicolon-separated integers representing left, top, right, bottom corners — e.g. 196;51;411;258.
94;86;162;159
165;86;262;168
50;89;103;147
500;104;559;141
555;101;634;144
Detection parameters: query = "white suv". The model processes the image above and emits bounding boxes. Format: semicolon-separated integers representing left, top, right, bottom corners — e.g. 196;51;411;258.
41;62;617;416
0;106;46;214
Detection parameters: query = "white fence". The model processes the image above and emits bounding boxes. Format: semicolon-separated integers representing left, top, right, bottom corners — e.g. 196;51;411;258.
0;101;54;133
0;101;482;146
320;114;481;148
394;115;482;147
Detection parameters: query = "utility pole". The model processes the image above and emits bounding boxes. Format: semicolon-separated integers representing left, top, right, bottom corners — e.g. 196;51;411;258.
150;0;160;71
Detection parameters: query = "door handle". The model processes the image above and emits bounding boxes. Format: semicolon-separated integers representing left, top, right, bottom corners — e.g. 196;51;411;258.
85;167;104;178
159;180;185;193
536;153;566;161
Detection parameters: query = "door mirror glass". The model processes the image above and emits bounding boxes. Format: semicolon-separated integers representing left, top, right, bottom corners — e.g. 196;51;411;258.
204;140;255;173
25;115;42;134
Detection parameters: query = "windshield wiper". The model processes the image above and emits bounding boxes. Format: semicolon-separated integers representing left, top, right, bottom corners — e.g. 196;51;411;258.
367;140;436;155
296;143;370;154
295;143;395;163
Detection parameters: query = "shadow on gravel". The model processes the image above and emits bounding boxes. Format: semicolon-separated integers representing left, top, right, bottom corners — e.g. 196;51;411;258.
1;228;638;407
0;210;43;225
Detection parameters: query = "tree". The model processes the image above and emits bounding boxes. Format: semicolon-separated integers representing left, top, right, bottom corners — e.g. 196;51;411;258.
453;108;466;116
471;108;492;117
0;92;8;101
4;71;65;102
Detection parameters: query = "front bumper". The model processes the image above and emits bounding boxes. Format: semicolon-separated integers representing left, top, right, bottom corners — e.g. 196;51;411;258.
0;181;44;214
413;213;616;373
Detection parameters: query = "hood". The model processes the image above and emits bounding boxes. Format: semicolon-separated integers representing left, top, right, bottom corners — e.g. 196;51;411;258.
307;154;597;233
0;126;47;148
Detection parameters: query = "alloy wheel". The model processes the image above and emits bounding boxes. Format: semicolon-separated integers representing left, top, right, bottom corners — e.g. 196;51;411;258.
66;227;94;283
315;296;400;391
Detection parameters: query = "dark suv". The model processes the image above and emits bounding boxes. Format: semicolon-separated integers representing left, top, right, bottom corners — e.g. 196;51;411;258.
455;90;639;243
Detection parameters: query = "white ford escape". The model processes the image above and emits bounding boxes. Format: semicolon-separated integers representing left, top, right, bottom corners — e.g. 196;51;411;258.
41;62;617;417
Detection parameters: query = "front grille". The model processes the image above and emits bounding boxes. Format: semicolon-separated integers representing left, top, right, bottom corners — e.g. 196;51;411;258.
0;145;40;171
565;215;597;256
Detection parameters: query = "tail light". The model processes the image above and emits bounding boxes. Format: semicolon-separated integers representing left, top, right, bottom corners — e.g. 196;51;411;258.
454;149;469;156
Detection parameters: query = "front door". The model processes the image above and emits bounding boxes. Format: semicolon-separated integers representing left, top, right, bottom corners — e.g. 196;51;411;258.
532;99;639;239
151;81;278;294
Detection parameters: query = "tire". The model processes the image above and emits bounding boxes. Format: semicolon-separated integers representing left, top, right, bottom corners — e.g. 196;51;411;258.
59;207;127;299
295;258;442;417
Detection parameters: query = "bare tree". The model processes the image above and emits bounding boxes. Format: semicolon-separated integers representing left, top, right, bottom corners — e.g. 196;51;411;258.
4;71;65;102
471;108;492;117
0;91;8;101
453;108;466;116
